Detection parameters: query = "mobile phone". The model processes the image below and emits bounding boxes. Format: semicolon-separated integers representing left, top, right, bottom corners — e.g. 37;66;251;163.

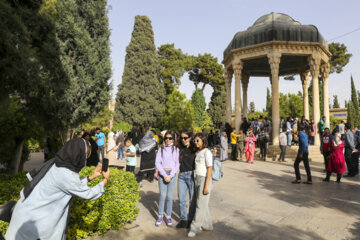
102;158;109;172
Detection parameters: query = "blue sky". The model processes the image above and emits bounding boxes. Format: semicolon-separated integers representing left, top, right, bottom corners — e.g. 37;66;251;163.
108;0;360;111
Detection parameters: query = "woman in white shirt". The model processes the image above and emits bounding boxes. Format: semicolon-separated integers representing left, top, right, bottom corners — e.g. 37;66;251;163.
188;133;213;238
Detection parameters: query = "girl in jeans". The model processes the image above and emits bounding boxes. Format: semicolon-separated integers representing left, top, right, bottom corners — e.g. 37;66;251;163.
176;130;196;228
188;133;213;238
155;131;179;227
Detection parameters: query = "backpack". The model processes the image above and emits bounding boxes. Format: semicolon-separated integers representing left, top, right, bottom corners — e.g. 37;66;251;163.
212;158;223;181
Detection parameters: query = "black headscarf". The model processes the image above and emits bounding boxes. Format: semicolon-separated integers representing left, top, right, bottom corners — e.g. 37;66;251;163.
23;138;87;199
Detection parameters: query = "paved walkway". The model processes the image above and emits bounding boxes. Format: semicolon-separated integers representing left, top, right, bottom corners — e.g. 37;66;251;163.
25;153;360;240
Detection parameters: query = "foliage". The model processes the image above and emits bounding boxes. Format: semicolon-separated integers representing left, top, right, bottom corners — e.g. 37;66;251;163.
248;112;268;121
347;101;354;128
115;15;165;128
67;167;140;239
28;139;41;152
112;121;132;133
330;115;341;129
265;87;272;119
158;43;186;95
0;172;29;233
332;95;340;108
201;112;214;132
328;42;352;74
82;106;113;131
187;54;224;91
162;89;194;130
191;89;206;127
350;76;359;128
208;87;226;128
279;92;304;119
249;102;256;114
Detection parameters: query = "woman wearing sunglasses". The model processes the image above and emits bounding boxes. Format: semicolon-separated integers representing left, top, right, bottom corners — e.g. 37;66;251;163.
176;130;196;228
155;131;179;227
188;133;213;238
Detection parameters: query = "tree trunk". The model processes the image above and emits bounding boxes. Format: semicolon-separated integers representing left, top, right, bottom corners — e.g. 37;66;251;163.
8;138;24;174
66;126;72;141
201;83;207;91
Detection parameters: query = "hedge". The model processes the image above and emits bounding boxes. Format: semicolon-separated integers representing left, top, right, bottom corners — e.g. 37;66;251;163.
0;167;140;239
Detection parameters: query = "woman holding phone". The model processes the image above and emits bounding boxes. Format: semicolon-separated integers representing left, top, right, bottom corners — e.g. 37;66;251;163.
188;133;213;238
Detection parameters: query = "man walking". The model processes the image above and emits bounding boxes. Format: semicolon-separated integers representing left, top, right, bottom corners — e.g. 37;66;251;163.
344;124;358;177
230;129;241;161
95;128;106;162
292;125;312;184
321;128;331;172
278;127;287;162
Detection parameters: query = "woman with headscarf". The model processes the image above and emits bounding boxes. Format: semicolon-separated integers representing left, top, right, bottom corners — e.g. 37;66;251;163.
5;138;110;240
220;131;228;161
323;132;346;182
83;131;99;166
138;131;158;187
244;130;257;163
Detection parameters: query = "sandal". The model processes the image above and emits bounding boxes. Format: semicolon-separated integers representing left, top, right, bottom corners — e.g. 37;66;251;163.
291;180;301;184
303;181;312;184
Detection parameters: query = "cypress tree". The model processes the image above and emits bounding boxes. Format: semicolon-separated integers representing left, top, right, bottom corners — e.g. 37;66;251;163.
332;95;340;108
208;87;226;128
350;75;359;127
115;15;165;128
191;89;206;127
265;87;272;119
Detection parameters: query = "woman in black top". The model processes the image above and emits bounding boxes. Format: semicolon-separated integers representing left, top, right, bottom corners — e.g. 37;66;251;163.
176;130;196;228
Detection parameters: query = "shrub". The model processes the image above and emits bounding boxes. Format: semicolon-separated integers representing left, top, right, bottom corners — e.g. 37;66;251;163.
0;167;140;239
67;167;140;239
112;121;132;133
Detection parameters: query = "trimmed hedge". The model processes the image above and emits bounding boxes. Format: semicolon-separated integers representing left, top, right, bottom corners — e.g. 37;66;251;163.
0;167;140;239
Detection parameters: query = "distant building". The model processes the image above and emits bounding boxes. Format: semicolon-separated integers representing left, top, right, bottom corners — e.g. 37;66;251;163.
330;108;347;122
108;99;116;130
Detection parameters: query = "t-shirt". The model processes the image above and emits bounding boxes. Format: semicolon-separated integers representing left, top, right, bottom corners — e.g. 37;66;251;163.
322;135;330;152
194;148;213;177
95;132;105;146
279;132;287;146
126;145;137;166
179;147;195;172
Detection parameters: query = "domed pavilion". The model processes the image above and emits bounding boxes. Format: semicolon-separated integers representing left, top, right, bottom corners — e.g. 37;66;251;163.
223;12;331;145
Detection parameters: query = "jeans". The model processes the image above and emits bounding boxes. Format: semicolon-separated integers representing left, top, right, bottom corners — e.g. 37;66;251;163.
323;151;331;171
178;171;196;221
158;170;176;217
310;136;315;145
287;133;292;146
117;147;124;159
190;176;213;233
97;145;105;162
231;144;237;160
279;145;286;161
294;152;312;181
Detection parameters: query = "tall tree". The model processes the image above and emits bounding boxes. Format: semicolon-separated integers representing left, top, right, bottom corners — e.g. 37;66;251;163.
158;43;186;95
350;75;359;127
191;89;206;127
249;102;256;114
265;87;272;119
187;54;224;91
115;15;165;128
163;89;193;130
332;95;340;108
328;42;352;74
208;87;226;128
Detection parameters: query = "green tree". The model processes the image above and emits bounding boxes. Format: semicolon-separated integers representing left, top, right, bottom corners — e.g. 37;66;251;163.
333;95;340;108
350;75;359;128
187;54;224;91
288;92;304;118
163;89;194;130
112;121;132;133
249;102;256;114
115;15;166;128
82;106;113;131
191;89;206;127
328;42;352;74
265;87;272;119
201;112;214;131
208;87;226;128
347;101;355;128
158;43;186;95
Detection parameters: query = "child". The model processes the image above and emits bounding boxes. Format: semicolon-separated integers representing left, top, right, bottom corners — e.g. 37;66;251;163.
124;138;137;173
211;146;217;162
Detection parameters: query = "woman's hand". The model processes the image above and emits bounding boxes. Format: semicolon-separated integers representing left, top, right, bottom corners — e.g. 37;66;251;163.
89;164;102;180
203;186;209;195
164;176;171;183
102;168;111;185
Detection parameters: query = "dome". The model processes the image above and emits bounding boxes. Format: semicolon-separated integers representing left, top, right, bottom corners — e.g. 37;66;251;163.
223;13;328;59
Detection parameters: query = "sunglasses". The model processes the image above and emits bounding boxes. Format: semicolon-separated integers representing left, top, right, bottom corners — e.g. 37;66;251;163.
164;137;173;140
194;139;201;143
181;137;189;140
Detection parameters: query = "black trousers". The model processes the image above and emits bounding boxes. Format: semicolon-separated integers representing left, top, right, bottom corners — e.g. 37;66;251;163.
126;165;135;173
294;152;312;181
344;148;357;176
259;141;267;159
323;151;331;171
231;144;237;160
325;172;342;181
279;145;286;161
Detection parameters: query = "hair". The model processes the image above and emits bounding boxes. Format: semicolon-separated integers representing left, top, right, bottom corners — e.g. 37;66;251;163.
161;131;177;157
324;127;330;131
345;123;351;130
322;116;326;119
81;131;90;139
298;125;305;131
125;137;132;143
151;130;156;135
341;120;344;123
194;132;208;149
178;130;196;163
96;127;100;131
282;126;287;132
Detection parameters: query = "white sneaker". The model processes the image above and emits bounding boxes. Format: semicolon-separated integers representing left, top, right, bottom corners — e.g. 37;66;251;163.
188;231;196;238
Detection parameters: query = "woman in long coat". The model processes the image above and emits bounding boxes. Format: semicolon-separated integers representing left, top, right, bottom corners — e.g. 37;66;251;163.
220;132;228;161
137;131;157;186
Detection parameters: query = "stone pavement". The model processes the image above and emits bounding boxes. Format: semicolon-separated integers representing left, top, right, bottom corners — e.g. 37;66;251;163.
24;153;360;240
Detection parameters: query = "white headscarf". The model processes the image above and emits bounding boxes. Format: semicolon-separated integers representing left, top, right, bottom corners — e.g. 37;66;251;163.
333;132;342;147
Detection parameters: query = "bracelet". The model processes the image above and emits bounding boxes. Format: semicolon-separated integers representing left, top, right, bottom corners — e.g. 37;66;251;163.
87;176;92;182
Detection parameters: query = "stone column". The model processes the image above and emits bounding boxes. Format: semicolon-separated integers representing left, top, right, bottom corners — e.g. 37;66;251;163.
300;71;310;120
242;73;250;118
321;63;330;129
268;52;281;145
308;55;321;146
233;61;243;132
224;69;233;125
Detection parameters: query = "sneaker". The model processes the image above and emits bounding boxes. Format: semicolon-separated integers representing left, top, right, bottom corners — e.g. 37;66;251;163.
176;220;188;228
155;217;163;227
188;231;196;238
166;217;173;227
